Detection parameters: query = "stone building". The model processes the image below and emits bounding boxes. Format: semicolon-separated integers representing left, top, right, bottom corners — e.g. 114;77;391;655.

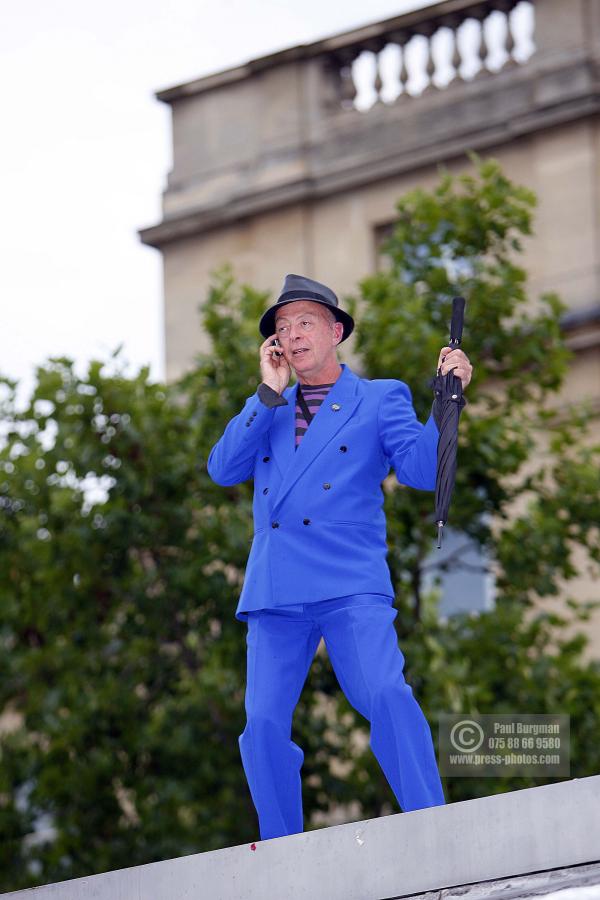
140;0;600;645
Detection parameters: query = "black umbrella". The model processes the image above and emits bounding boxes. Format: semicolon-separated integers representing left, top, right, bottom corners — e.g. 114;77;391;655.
433;296;467;549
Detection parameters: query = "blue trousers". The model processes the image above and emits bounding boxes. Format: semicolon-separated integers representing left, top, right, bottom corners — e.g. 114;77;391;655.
238;594;445;840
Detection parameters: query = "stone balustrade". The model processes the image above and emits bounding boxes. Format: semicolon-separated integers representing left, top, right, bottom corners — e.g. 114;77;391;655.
323;0;535;112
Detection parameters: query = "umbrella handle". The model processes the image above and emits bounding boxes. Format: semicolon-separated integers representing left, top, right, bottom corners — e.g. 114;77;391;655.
438;297;466;375
450;296;465;347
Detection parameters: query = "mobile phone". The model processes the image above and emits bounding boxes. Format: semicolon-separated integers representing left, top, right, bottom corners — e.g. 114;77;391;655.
271;338;283;358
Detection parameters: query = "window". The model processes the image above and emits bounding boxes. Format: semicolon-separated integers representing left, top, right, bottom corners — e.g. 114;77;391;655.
422;526;495;619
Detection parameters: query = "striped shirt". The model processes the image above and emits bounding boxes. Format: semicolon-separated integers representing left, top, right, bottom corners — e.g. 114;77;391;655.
295;383;334;449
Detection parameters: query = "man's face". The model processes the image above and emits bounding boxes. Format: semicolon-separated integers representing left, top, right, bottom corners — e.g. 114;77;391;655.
274;300;343;378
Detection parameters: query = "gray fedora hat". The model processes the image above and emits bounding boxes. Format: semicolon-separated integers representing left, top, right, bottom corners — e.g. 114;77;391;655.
259;274;354;342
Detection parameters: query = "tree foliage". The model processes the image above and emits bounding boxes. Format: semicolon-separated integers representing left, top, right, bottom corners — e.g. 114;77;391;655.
1;158;599;891
337;155;600;804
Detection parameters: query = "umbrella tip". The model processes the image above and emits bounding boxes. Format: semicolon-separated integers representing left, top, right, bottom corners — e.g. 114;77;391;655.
436;521;444;549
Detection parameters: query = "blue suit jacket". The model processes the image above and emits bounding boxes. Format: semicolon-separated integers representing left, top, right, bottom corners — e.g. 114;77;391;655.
207;364;439;621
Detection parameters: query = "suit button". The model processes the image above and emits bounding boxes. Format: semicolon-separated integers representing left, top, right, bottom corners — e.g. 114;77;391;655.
339;445;347;452
323;483;331;490
263;487;269;494
245;422;251;427
263;456;270;462
303;518;311;525
252;411;257;417
271;521;279;528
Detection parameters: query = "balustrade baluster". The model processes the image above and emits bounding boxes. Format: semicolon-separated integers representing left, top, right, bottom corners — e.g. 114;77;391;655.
494;0;518;69
363;38;385;104
388;30;411;100
446;18;463;85
505;9;516;66
475;13;490;76
416;24;436;92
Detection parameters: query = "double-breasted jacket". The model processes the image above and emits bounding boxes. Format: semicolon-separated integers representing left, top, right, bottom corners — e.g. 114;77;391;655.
207;363;439;621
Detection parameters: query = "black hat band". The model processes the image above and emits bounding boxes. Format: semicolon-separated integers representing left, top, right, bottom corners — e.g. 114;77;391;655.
277;289;336;306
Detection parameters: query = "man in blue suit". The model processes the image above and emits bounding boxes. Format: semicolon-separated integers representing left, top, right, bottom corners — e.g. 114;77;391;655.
207;274;473;841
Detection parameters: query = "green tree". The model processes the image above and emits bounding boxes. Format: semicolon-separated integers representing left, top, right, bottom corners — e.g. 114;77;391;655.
333;156;600;808
1;158;599;893
0;277;356;892
0;349;253;889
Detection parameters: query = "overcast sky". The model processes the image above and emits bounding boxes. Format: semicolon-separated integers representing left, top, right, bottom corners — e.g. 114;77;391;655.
2;0;442;406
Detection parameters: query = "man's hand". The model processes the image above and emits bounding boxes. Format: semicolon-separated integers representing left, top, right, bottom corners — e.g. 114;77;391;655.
437;347;473;389
260;334;291;395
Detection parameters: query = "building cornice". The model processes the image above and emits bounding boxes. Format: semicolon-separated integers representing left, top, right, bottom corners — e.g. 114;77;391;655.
139;56;600;249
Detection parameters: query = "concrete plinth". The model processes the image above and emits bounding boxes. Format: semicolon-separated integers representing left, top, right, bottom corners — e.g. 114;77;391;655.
4;776;600;900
